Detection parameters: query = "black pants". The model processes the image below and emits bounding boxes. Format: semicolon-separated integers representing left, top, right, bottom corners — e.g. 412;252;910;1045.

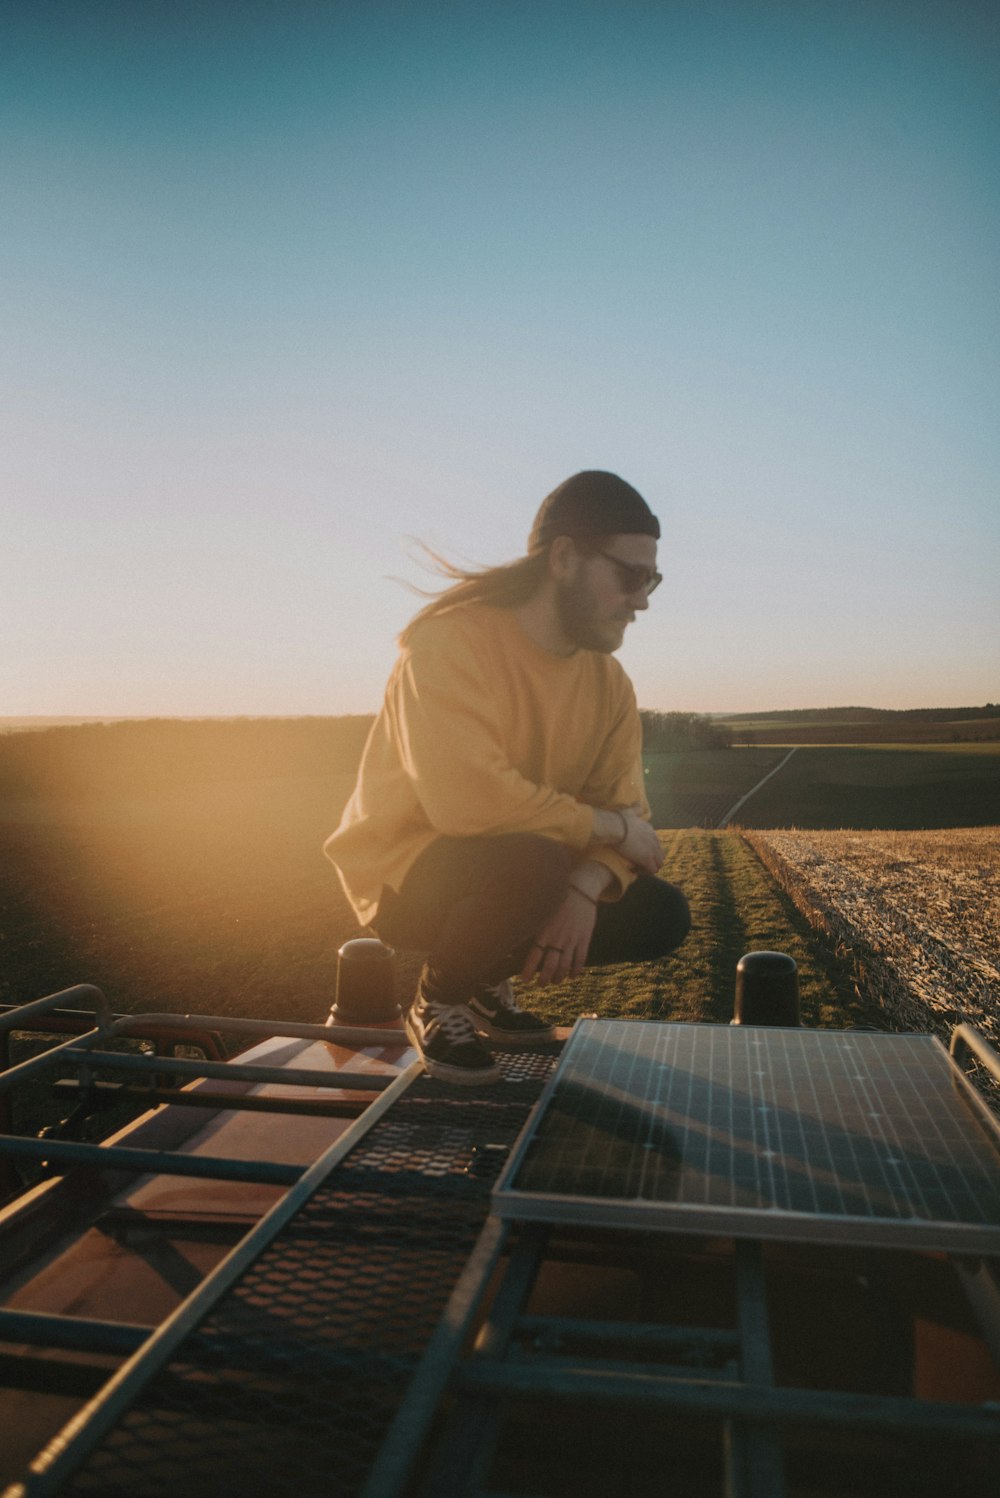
373;833;691;1003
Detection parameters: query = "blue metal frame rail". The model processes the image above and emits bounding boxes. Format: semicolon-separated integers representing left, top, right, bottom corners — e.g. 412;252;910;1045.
1;986;561;1497
2;1054;422;1497
0;984;409;1185
369;1216;1000;1498
0;983;412;1493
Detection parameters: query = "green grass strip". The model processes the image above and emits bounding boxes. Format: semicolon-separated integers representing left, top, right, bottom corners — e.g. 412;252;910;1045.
527;830;879;1031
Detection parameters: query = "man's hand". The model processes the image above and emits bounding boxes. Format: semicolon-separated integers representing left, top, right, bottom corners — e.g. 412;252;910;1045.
618;809;663;874
593;805;663;874
520;885;599;987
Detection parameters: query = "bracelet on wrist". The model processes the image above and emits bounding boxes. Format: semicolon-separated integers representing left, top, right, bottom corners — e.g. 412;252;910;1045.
568;883;600;907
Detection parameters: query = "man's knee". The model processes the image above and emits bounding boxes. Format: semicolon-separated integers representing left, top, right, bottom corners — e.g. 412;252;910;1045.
617;875;691;961
503;834;573;905
655;879;692;953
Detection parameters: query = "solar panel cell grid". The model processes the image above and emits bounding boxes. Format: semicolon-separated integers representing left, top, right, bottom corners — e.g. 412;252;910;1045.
494;1021;1000;1251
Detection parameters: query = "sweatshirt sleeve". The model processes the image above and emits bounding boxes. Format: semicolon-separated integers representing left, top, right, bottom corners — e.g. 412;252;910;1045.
577;678;651;899
386;621;595;848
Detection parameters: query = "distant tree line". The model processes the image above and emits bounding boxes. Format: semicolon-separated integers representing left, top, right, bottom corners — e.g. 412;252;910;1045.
714;703;1000;746
719;704;999;724
640;711;733;752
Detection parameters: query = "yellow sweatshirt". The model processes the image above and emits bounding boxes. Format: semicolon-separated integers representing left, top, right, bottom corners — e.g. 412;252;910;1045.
325;603;649;928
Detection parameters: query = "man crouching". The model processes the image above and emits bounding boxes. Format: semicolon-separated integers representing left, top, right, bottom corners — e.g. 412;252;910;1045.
325;470;691;1083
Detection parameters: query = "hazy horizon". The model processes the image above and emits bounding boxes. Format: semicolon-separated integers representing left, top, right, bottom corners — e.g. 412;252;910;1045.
4;2;998;718
1;700;997;734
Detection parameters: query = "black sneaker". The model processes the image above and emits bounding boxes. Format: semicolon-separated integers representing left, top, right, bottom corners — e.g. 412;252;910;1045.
465;980;557;1047
405;991;502;1085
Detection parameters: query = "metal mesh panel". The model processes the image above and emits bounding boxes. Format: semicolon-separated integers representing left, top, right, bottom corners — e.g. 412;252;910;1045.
54;1051;557;1497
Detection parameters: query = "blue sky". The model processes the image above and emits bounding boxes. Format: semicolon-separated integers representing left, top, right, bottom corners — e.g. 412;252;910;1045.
3;0;998;716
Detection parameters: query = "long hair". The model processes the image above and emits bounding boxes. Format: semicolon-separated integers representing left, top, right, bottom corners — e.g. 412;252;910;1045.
398;544;549;646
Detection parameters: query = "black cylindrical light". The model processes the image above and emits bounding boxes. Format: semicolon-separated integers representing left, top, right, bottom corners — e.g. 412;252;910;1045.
329;938;400;1024
732;950;801;1027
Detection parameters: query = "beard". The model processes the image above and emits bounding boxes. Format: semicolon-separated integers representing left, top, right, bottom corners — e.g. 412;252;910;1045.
554;573;628;654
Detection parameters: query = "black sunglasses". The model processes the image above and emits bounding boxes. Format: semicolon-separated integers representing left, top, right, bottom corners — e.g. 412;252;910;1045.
594;549;662;596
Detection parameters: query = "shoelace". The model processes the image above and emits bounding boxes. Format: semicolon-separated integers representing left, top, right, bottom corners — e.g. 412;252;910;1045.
483;980;518;1013
425;1002;479;1044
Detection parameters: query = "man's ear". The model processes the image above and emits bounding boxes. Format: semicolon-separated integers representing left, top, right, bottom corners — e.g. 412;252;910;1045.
548;534;580;581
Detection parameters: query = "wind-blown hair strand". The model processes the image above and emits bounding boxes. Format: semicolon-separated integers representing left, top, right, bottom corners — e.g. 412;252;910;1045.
398;545;548;646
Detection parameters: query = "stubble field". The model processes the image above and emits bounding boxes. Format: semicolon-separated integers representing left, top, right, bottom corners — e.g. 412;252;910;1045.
744;827;1000;1053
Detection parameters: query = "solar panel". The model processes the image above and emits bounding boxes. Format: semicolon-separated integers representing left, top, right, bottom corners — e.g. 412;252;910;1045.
493;1020;1000;1252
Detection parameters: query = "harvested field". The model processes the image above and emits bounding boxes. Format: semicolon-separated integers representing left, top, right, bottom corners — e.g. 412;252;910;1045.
744;828;1000;1059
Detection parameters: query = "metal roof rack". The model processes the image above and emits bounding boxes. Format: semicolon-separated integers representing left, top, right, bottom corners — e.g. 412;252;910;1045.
0;985;559;1496
2;992;1000;1496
